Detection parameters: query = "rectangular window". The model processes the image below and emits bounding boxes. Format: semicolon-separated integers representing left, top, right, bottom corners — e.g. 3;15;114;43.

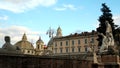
91;38;94;43
85;39;87;44
55;48;57;53
60;42;62;46
66;41;68;46
85;46;87;52
60;48;62;53
28;50;30;53
55;43;57;47
72;48;74;52
78;48;80;52
66;48;69;53
78;40;80;44
32;51;33;54
72;40;74;45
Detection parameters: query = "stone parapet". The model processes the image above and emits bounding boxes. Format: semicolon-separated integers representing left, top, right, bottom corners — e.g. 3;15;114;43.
101;55;119;64
92;55;120;68
0;53;93;68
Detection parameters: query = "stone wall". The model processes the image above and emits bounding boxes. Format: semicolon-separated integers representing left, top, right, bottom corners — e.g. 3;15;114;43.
92;55;120;68
0;54;93;68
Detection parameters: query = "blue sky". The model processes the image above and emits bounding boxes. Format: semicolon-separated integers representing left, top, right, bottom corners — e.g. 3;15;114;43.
0;0;120;47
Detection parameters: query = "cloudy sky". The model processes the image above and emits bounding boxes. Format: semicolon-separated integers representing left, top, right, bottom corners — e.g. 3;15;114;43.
0;0;120;47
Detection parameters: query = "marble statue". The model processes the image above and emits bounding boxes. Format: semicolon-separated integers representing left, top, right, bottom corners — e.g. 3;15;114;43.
99;33;108;53
105;21;114;46
2;36;17;51
99;21;115;53
0;36;21;54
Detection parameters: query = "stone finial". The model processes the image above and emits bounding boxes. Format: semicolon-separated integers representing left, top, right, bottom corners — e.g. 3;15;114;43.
22;33;27;41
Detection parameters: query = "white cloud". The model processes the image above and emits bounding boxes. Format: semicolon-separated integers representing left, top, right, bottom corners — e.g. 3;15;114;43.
0;25;46;47
92;15;120;30
54;7;66;11
92;21;99;29
0;15;8;20
63;4;77;10
0;0;57;13
54;4;77;11
113;15;120;25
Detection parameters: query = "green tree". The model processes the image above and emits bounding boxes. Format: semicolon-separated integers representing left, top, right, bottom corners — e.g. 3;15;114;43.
97;3;115;35
97;3;117;47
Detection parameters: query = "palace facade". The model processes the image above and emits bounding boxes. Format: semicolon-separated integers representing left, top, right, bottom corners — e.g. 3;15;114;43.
47;27;98;56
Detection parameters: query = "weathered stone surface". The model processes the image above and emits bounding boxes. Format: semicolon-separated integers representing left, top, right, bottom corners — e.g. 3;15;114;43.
0;53;93;68
101;55;119;64
92;55;120;68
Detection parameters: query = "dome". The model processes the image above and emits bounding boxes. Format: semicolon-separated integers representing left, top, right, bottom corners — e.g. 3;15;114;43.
14;33;34;50
14;41;34;49
36;36;44;44
47;38;54;46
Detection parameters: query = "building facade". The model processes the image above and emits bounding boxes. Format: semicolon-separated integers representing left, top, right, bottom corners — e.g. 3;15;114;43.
35;37;46;55
13;27;99;56
49;27;98;55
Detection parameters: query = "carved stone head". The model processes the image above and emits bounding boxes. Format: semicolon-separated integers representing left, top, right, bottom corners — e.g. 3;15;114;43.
4;36;10;43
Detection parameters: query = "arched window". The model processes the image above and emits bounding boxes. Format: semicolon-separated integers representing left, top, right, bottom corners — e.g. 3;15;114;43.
38;45;39;49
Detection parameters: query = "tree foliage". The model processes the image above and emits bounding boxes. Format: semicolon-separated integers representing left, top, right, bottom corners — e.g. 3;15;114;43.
97;3;115;35
97;3;120;46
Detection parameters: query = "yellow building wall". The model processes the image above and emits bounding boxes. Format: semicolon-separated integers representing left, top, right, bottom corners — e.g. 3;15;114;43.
53;34;98;55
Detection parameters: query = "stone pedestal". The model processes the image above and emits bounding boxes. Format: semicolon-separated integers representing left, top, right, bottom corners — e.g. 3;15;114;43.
92;55;120;68
101;55;119;64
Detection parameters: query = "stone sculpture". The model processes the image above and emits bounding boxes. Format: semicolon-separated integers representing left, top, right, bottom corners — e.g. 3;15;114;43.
99;21;116;54
0;36;21;54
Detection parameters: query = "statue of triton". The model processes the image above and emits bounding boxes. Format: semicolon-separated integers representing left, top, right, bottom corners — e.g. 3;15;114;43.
99;21;115;54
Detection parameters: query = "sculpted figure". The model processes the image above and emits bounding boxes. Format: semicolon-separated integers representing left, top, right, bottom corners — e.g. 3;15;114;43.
99;21;114;53
99;33;108;53
105;21;114;46
2;36;20;51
